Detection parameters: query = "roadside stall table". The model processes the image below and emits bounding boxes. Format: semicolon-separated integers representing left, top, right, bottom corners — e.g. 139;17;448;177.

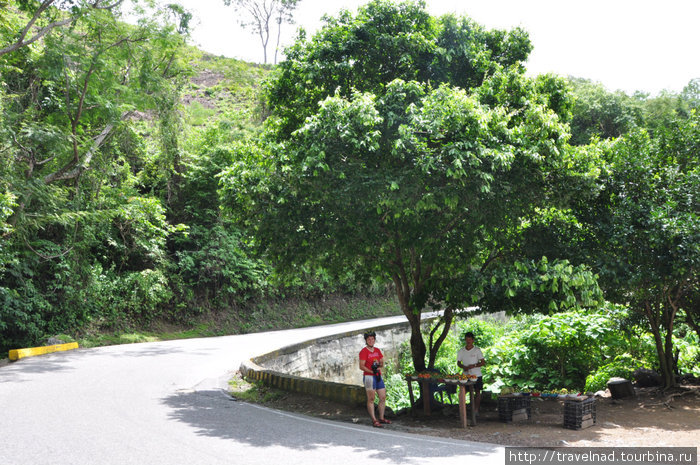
405;375;478;427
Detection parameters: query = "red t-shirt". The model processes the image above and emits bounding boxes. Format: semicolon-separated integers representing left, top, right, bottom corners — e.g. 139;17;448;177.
359;347;383;375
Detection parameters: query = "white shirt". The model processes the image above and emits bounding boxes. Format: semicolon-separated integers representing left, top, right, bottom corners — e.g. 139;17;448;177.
457;346;484;377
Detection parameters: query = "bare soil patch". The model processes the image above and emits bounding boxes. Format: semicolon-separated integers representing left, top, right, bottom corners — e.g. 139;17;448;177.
190;69;226;87
231;374;700;448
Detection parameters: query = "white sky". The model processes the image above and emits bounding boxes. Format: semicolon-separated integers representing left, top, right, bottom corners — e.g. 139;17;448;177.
158;0;700;96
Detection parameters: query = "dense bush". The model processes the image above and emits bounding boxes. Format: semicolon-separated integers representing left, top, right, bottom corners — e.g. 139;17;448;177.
672;323;700;377
384;305;697;412
0;281;49;352
584;354;646;392
487;305;631;391
174;224;269;306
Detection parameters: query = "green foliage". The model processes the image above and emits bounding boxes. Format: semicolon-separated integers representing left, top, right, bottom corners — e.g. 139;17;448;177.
568;78;643;145
1;0;395;354
673;321;700;377
0;189;17;273
174;224;268;305
185;101;217;126
72;264;173;330
567;77;699;145
1;0;696;375
79;331;161;348
0;278;49;352
98;192;182;270
455;317;503;348
681;78;700;112
584;355;646;392
527;104;699;388
384;305;697;412
229;377;286;403
384;359;413;408
487;307;630;391
0;190;15;235
638;90;694;136
576;115;699;386
0;0;203;352
480;257;603;314
0;244;96;350
265;0;534;136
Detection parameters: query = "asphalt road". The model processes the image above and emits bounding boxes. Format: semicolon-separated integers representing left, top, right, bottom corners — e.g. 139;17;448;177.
0;316;505;465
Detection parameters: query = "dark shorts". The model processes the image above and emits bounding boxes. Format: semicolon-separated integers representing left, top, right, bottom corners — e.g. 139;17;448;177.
474;376;484;392
363;374;385;391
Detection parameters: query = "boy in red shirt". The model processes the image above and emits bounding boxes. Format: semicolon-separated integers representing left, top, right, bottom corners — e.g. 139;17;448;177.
359;331;392;427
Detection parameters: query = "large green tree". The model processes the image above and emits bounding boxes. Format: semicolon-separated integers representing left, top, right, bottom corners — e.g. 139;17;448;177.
526;113;699;387
222;0;601;373
578;118;699;387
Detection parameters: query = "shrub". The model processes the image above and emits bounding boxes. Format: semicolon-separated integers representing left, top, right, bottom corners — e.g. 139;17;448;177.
76;264;173;330
584;354;647;392
0;284;48;353
488;307;630;391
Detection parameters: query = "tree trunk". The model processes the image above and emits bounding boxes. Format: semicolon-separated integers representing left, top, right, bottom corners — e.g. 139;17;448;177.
258;28;268;64
274;15;282;64
409;319;426;372
403;296;426;373
427;308;454;369
662;321;676;387
644;301;677;388
391;272;426;372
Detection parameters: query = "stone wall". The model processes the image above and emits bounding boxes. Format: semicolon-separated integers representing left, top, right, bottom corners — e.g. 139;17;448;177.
239;319;432;405
254;322;414;385
239;312;506;405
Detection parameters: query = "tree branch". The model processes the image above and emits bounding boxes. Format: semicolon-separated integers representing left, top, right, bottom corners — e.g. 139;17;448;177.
0;16;74;56
480;248;503;273
25;237;75;260
91;0;125;9
43;120;118;184
428;308;454;368
1;1;59;56
0;0;127;57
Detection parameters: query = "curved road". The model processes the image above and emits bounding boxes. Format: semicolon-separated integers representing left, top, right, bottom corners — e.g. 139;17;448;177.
1;316;504;464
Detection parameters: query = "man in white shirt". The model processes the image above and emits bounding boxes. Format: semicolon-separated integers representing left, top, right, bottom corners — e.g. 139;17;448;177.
456;331;486;415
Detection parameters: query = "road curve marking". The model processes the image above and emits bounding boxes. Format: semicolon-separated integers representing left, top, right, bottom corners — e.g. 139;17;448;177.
9;342;79;361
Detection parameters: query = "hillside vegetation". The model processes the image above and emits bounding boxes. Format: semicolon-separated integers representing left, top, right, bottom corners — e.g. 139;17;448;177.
0;1;400;354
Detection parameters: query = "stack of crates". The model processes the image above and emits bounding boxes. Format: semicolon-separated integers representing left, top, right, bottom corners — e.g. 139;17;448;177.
497;395;531;422
563;396;596;430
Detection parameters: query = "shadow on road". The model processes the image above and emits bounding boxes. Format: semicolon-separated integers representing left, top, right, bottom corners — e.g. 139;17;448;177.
0;353;76;382
162;390;501;463
0;343;196;382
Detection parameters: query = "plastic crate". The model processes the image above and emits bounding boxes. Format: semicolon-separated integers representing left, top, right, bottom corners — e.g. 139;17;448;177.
563;397;596;430
498;395;532;422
